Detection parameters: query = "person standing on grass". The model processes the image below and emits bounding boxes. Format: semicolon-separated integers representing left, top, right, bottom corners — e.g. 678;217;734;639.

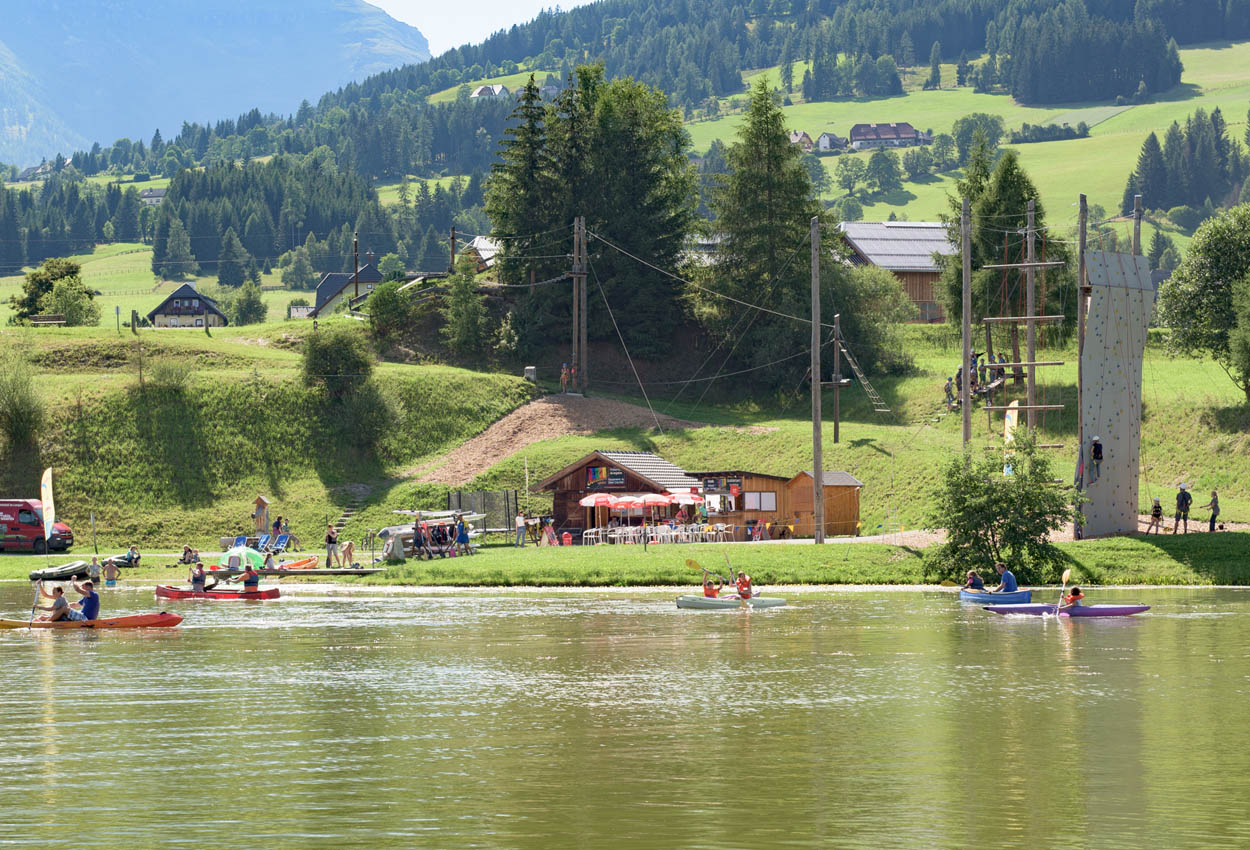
515;511;526;548
455;515;472;556
326;524;340;566
944;376;955;410
1147;498;1163;534
1173;484;1192;534
1200;490;1219;532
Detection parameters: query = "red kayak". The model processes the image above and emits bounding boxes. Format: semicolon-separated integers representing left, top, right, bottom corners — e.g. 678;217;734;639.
155;585;280;601
0;613;183;629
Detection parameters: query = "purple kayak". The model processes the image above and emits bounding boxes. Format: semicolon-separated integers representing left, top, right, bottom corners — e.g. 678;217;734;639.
985;603;1150;617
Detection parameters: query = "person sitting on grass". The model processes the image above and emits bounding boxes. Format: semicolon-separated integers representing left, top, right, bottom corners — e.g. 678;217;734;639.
703;576;722;598
1058;586;1085;612
963;570;985;591
989;562;1018;594
179;546;196;564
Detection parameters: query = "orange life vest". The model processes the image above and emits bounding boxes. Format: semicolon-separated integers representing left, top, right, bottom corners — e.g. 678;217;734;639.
1064;592;1084;605
736;575;752;598
703;583;719;598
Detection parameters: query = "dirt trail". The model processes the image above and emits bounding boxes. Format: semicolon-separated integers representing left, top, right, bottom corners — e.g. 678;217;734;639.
413;394;704;485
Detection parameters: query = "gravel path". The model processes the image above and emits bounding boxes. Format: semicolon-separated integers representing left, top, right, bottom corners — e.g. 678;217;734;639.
413;394;704;485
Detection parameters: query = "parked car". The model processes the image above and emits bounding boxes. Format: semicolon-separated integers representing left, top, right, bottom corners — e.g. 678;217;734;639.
0;499;74;553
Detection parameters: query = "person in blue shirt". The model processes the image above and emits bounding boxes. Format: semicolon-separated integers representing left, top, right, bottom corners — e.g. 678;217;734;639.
989;562;1018;594
71;580;100;621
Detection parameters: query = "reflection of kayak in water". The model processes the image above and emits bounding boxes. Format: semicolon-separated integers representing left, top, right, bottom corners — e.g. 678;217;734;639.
984;603;1150;617
675;595;786;610
0;613;183;629
960;588;1031;604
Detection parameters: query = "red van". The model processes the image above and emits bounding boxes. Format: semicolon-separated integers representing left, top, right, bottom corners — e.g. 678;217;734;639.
0;499;74;553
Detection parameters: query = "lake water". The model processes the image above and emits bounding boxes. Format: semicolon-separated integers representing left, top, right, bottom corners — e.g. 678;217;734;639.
2;584;1249;849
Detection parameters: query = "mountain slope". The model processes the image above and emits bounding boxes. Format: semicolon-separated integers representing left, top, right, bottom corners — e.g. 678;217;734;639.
0;0;429;165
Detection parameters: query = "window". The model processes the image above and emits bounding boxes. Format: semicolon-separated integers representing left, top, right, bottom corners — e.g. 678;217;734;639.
18;510;36;524
195;319;204;327
743;491;777;512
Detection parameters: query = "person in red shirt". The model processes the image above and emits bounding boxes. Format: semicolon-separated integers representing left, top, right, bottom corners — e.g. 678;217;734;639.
735;571;752;600
1058;587;1085;612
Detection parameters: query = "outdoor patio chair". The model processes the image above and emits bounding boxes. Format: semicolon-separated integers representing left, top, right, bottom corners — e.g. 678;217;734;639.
231;535;246;548
267;533;290;553
256;533;271;552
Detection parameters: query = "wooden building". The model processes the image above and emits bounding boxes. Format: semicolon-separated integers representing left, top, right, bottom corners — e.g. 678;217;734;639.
146;283;229;328
839;221;956;323
785;471;864;537
533;450;864;541
533;450;702;538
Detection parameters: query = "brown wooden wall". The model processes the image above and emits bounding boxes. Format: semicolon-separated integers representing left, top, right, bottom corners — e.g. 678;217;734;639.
785;477;862;537
894;271;945;323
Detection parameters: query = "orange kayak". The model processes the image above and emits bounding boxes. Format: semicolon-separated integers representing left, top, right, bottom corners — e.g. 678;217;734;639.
0;613;183;629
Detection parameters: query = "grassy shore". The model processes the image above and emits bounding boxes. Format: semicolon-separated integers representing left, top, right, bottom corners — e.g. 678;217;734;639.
3;532;1245;587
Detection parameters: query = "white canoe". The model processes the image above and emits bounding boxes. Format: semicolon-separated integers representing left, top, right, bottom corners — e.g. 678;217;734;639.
675;595;786;610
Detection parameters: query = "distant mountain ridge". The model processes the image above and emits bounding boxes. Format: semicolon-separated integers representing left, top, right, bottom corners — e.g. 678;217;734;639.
0;0;429;166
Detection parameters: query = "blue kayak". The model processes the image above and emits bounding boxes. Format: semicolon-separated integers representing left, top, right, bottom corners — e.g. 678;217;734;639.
959;588;1031;604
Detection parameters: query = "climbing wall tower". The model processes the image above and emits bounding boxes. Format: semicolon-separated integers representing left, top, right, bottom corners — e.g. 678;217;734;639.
1077;252;1156;536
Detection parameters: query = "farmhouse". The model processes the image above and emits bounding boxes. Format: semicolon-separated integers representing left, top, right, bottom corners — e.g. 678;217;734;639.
848;122;930;150
816;132;847;152
146;283;229;328
460;235;500;272
839;221;956;323
308;261;384;318
139;187;166;206
470;84;510;98
789;130;814;151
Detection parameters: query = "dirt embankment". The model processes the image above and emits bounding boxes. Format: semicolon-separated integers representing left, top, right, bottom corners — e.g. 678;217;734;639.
414;394;703;485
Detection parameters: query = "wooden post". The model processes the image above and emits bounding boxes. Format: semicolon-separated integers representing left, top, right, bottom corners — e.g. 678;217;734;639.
571;219;580;390
579;217;588;393
1077;194;1088;477
1025;199;1036;430
833;313;841;444
353;232;359;298
810;216;825;544
449;226;456;273
1132;194;1143;256
961;197;972;447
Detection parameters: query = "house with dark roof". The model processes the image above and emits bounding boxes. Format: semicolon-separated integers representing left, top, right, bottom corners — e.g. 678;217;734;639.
139;187;166;206
848;122;930;150
308;262;384;318
146;283;229;328
839;221;957;323
789;130;814;151
816;132;847;152
470;84;510;98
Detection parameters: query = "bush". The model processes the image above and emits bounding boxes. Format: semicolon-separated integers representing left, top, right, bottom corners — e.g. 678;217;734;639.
1166;205;1205;231
835;196;863;221
0;351;45;449
302;324;374;400
40;277;101;327
367;280;414;348
148;358;193;390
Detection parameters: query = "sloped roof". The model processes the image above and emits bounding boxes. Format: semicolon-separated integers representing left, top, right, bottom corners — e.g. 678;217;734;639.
793;470;865;487
838;221;957;273
599;451;702;492
311;263;384;315
145;282;229;324
849;122;918;141
462;235;499;265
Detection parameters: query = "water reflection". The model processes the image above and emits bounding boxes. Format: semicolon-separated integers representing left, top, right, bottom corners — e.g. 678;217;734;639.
1;586;1248;848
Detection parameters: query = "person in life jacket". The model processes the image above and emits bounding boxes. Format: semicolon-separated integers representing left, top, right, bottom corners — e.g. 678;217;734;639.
1089;437;1104;482
1058;586;1085;612
735;571;753;599
703;576;722;598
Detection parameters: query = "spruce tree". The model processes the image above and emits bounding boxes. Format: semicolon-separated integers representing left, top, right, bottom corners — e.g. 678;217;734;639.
1133;132;1167;209
217;227;250;287
164;218;198;280
925;41;941;89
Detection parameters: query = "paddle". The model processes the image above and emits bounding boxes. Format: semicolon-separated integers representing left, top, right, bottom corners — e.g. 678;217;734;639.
29;580;42;628
1055;568;1072;615
685;559;729;585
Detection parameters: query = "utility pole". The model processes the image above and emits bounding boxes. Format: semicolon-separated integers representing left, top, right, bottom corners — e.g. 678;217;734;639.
571;218;580;391
810;216;825;544
1076;194;1088;464
832;314;841;443
1132;194;1143;255
353;232;359;298
961;197;972;447
579;216;588;393
1025;199;1037;429
449;226;457;273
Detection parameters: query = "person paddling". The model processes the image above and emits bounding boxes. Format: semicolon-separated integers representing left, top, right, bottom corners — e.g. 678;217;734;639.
1058;586;1085;613
703;575;722;598
228;564;260;592
735;571;753;600
989;562;1018;594
36;584;75;621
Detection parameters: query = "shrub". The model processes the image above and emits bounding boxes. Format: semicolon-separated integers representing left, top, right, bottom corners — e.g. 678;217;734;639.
40;277;101;327
1166;205;1205;231
302;324;374;400
148;358;193;390
0;351;45;448
367;280;414;347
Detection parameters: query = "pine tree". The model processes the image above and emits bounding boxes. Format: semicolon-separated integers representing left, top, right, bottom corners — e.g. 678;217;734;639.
1161;121;1187;208
1133;132;1167;209
164;218;198;280
925;41;941;89
217;227;250;287
956;51;971;87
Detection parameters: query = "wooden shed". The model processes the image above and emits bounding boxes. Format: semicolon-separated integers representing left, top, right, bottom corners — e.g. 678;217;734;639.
786;471;863;537
693;470;793;540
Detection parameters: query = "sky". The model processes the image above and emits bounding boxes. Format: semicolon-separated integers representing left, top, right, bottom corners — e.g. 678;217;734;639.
372;1;594;56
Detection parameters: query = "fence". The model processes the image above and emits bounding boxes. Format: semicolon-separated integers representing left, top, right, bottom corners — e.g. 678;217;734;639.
447;490;521;538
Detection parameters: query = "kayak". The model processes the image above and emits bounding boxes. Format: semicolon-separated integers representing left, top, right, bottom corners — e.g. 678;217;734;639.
0;613;183;629
985;603;1150;617
960;588;1031;604
28;561;90;582
675;595;786;610
155;585;280;600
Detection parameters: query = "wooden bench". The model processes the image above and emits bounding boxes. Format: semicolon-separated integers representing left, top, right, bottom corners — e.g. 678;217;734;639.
30;314;66;326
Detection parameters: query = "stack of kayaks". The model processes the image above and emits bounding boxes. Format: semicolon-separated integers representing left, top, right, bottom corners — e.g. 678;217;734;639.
675;595;786;610
155;586;280;601
0;613;183;629
984;603;1150;617
959;588;1031;604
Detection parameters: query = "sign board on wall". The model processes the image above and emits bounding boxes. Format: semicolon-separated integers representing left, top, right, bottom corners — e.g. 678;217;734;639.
586;466;626;490
702;476;743;495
